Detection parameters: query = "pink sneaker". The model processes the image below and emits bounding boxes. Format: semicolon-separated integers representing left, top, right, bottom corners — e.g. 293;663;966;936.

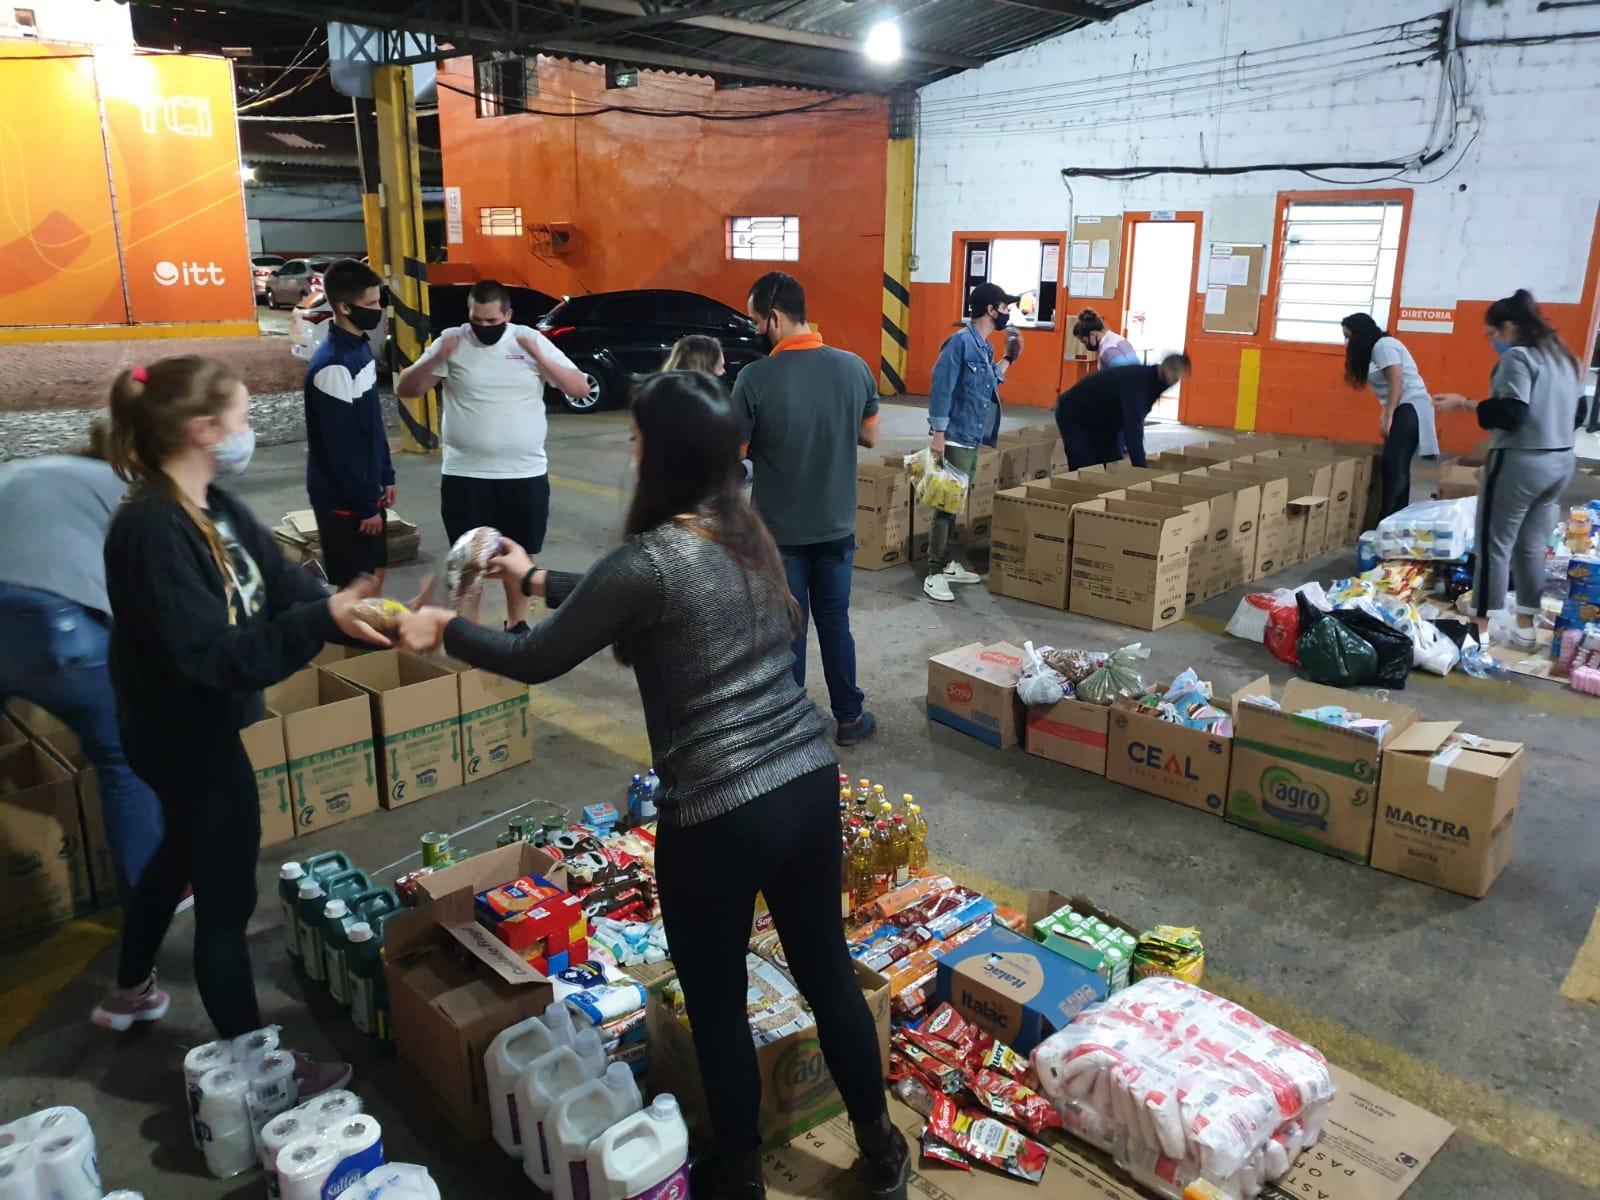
291;1050;353;1099
91;973;171;1031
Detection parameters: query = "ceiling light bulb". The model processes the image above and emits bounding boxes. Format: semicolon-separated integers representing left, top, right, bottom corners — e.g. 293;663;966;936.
864;19;902;64
239;164;257;183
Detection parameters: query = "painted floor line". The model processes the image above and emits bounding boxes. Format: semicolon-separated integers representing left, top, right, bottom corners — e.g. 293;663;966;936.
0;913;121;1049
1560;905;1600;1005
927;853;1600;1191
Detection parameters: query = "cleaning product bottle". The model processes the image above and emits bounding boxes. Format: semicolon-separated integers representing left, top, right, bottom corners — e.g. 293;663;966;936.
517;1028;606;1188
278;862;305;963
301;850;354;885
354;888;401;931
586;1094;689;1200
906;804;928;876
485;1005;578;1157
294;881;329;983
848;828;875;910
320;899;360;1006
547;1062;642;1200
890;815;910;888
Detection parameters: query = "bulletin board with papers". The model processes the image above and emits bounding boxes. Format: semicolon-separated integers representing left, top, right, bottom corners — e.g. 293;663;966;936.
1067;215;1123;302
1201;242;1266;334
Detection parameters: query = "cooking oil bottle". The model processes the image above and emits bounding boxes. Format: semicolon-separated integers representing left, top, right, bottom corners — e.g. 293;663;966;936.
890;816;911;888
907;803;929;875
901;793;915;821
870;820;894;899
855;778;872;805
849;828;876;909
839;835;854;919
871;784;887;816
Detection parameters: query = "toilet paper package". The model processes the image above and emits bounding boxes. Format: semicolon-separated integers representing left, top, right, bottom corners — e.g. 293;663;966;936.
1031;977;1336;1200
0;1108;100;1200
262;1092;366;1199
276;1114;383;1200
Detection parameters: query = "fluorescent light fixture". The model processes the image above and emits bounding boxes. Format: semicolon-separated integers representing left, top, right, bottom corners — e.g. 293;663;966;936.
239;163;257;183
864;19;903;65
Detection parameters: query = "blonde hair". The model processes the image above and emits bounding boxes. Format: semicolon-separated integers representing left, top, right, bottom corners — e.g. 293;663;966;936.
106;356;241;589
661;335;723;376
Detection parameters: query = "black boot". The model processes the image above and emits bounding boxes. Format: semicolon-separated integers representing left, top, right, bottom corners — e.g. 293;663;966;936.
689;1149;767;1199
853;1112;910;1200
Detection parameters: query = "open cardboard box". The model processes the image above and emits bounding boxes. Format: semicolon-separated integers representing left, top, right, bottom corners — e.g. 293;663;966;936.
440;660;532;784
988;482;1125;609
1158;472;1262;587
7;700;119;907
1025;695;1111;774
1228;679;1420;862
1069;497;1200;630
327;651;463;809
264;668;379;834
927;642;1027;748
1106;675;1268;816
0;741;93;940
1192;462;1290;576
384;841;565;1141
1128;481;1234;603
240;715;295;848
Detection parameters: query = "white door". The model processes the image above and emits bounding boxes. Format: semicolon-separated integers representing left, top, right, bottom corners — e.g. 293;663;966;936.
1125;221;1196;421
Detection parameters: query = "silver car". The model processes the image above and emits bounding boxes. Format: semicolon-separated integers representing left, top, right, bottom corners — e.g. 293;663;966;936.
264;257;334;309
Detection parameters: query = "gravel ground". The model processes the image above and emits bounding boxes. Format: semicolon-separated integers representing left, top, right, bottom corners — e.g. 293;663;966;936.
0;390;400;462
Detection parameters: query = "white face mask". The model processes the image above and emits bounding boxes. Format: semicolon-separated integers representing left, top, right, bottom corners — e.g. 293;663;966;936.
212;426;256;477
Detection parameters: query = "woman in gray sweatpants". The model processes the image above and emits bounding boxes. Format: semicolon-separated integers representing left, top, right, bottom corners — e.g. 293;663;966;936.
1435;290;1581;650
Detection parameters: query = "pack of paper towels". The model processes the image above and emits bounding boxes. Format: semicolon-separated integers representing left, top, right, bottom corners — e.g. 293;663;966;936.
0;1105;102;1200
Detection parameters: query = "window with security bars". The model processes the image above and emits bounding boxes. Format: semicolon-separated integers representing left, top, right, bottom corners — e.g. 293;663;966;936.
479;207;523;237
1273;201;1404;344
475;55;535;118
726;216;799;261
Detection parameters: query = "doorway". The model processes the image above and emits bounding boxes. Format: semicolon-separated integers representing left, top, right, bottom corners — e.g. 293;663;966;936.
1125;220;1197;420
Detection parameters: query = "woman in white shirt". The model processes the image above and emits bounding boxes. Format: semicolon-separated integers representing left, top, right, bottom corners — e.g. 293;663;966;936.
1072;308;1140;370
1341;313;1439;520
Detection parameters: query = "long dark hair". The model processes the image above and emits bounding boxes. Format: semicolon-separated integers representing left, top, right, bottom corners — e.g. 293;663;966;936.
619;372;800;663
1341;312;1386;388
1071;308;1106;341
1485;289;1578;372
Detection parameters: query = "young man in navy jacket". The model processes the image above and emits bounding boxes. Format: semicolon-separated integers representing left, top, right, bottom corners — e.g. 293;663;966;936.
304;259;394;585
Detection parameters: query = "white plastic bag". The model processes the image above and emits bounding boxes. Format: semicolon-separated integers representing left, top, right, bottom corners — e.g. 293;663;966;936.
903;448;969;514
1226;592;1288;643
1378;496;1477;561
1032;977;1336;1200
1017;641;1067;707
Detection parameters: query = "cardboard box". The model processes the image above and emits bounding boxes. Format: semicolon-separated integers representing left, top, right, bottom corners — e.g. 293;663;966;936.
988;482;1121;609
1228;680;1419;862
240;716;295;848
7;701;118;909
265;668;380;834
442;663;532;783
1131;482;1235;602
1372;722;1522;897
384;842;565;1141
855;463;911;570
648;958;890;1148
1204;461;1295;572
998;428;1055;482
1060;464;1182;487
1069;497;1199;630
1025;696;1111;774
329;651;463;809
926;642;1026;749
1436;462;1481;501
1106;676;1267;815
1163;472;1262;587
1286;494;1331;563
1248;455;1334;558
1276;451;1357;549
933;923;1106;1053
0;742;93;939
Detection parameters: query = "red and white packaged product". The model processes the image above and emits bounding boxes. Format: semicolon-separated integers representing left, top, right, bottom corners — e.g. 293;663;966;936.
1030;977;1336;1200
925;1095;1048;1184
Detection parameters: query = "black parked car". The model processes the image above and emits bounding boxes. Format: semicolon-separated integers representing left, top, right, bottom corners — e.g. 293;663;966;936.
534;289;767;412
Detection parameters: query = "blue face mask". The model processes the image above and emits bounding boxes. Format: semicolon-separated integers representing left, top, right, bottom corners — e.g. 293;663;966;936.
1490;338;1511;357
212;426;256;477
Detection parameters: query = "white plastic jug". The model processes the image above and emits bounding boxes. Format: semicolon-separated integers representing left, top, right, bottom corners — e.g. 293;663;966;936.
485;1004;577;1156
586;1094;689;1200
517;1027;605;1188
548;1062;642;1200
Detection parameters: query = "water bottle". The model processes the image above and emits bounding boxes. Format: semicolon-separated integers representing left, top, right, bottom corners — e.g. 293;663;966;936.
625;774;642;824
638;771;659;822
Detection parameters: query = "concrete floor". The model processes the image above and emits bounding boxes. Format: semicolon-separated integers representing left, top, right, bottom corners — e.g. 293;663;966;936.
1;401;1597;1199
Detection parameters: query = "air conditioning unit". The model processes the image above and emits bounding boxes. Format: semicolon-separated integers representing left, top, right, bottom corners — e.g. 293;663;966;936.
529;222;576;257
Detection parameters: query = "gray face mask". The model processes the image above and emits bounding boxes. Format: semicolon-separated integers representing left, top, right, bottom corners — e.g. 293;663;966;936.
212;426;256;477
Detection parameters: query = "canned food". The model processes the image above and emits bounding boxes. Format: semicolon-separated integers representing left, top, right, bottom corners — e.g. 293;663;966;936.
420;831;451;867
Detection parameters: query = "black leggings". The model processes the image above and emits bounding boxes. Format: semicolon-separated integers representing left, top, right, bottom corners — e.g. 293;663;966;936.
655;765;887;1154
1378;403;1420;521
117;737;263;1037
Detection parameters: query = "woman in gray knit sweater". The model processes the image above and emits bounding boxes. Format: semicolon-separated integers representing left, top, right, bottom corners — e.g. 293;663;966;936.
397;371;908;1200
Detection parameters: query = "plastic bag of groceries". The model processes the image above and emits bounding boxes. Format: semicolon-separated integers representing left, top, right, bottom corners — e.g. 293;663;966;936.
903;448;969;515
1224;592;1282;644
1377;496;1477;561
1077;643;1149;706
1031;977;1337;1200
1018;642;1067;707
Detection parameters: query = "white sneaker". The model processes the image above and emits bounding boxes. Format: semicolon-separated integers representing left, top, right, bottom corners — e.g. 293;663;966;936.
923;574;955;603
1486;611;1538;651
942;562;983;586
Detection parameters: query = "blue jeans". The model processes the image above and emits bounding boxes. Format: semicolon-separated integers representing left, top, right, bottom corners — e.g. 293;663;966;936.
780;537;865;724
0;585;163;894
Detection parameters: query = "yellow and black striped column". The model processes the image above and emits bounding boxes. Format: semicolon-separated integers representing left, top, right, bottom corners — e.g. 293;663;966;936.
879;93;915;396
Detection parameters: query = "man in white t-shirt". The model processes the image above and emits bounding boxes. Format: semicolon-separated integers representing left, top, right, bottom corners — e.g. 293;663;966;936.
396;279;590;554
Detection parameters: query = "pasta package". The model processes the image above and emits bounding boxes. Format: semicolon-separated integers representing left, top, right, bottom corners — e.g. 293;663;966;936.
1031;977;1335;1200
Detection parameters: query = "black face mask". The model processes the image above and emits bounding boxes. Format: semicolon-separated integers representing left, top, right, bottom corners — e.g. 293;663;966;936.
474;323;508;346
991;310;1011;331
346;304;383;332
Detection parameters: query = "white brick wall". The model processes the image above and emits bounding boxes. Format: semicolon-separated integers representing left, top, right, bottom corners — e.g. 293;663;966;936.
913;0;1600;305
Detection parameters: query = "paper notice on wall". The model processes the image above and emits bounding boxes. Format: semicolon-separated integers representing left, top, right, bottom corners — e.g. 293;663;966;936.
1069;270;1105;297
444;186;463;244
1090;240;1111;268
1205;285;1229;315
971;250;988;275
1208;253;1233;286
1070;241;1090;270
1230;254;1252;285
1042;243;1061;278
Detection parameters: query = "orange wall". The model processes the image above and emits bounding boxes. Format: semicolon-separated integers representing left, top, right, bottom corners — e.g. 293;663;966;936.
907;192;1600;457
436;58;889;367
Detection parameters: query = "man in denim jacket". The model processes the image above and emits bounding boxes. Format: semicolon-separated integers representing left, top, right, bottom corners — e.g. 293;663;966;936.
924;282;1017;602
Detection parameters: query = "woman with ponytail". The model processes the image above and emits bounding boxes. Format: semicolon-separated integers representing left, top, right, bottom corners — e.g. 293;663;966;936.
1340;313;1439;520
93;356;386;1072
1435;290;1581;649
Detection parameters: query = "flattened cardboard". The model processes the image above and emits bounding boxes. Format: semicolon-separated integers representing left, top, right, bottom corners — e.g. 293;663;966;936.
414;840;567;906
927;642;1027;748
1069;497;1199;630
1106;676;1268;815
442;661;532;783
648;957;889;1148
1372;722;1523;897
240;716;295;848
1228;679;1419;862
265;668;380;834
0;742;92;939
1025;697;1111;774
329;651;463;808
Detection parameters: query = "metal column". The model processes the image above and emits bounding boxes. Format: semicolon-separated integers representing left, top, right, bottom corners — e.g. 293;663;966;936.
878;91;916;397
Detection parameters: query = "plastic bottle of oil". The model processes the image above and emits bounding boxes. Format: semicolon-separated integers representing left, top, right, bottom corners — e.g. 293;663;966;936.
855;778;872;805
848;828;875;909
907;804;929;875
901;793;915;821
838;787;853;835
890;816;911;888
839;835;854;919
871;784;887;816
870;820;894;899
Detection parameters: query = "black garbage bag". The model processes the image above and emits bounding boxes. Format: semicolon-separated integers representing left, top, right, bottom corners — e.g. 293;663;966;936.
1296;614;1379;687
1329;610;1412;689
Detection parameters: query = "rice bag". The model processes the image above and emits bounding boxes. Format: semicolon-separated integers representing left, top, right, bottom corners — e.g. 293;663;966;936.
445;525;501;619
1040;646;1102;684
